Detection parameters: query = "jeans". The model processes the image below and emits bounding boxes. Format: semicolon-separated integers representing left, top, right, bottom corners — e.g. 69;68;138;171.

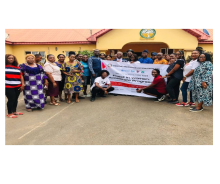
166;77;181;100
5;87;21;114
91;87;114;98
180;82;193;103
90;72;100;86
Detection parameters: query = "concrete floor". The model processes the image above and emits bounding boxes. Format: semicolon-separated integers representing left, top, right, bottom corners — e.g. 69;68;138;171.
5;92;213;145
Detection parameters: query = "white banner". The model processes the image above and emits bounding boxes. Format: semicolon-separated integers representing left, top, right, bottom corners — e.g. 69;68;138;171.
101;60;169;97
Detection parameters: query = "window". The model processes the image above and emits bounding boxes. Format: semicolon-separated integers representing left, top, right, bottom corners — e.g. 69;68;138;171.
168;49;174;55
110;50;118;56
161;48;167;54
25;51;46;64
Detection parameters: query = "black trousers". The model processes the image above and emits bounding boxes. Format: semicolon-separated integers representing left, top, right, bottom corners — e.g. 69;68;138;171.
165;77;181;100
5;87;21;114
92;87;114;98
143;88;163;98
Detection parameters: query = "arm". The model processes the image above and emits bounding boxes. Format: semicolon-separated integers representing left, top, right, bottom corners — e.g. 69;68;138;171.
44;79;48;88
137;83;156;93
88;57;95;76
19;75;25;91
201;62;213;88
182;69;194;82
95;82;106;91
45;72;57;88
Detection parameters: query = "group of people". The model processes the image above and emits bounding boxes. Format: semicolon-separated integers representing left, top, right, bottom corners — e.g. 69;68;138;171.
5;48;213;118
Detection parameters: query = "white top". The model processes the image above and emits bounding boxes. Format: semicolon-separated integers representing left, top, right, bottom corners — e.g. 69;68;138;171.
183;59;200;82
130;61;140;64
116;58;122;62
91;76;111;90
43;62;62;81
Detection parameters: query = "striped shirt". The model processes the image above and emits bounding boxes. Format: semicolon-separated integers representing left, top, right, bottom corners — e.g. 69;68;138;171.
5;65;23;88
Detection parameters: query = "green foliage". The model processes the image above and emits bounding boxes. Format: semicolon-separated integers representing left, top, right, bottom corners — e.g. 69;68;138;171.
77;50;94;57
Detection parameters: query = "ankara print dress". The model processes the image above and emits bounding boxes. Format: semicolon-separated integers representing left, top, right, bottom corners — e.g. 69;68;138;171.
19;63;47;109
188;61;213;106
61;60;84;94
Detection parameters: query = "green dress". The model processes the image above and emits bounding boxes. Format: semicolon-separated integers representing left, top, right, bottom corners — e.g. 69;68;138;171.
61;60;84;94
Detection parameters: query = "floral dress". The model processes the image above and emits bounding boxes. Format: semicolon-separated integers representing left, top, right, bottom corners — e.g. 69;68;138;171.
188;61;213;106
61;60;84;94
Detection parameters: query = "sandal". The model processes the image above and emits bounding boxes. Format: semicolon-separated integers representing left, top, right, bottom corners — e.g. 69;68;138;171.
49;102;60;106
7;114;17;118
26;109;32;112
13;112;23;115
66;101;71;104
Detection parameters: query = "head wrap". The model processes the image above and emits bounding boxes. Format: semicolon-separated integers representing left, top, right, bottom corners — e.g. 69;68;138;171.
151;52;157;56
142;49;149;53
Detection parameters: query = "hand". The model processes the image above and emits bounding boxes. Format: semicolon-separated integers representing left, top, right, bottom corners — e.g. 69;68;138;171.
182;77;186;82
45;83;48;88
202;82;207;89
161;76;166;79
53;82;57;88
92;74;96;78
136;89;142;93
19;85;24;92
102;88;107;91
104;90;108;95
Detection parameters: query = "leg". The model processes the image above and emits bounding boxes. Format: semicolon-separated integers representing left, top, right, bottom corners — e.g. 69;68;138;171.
75;93;79;103
50;96;55;103
107;87;114;93
180;82;189;103
83;86;87;95
67;94;71;103
166;77;180;101
91;87;101;98
189;91;193;103
197;101;203;110
174;80;181;101
5;88;16;115
12;87;21;113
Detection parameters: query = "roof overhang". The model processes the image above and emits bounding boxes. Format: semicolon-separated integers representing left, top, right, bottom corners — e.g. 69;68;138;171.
5;41;93;45
182;29;210;41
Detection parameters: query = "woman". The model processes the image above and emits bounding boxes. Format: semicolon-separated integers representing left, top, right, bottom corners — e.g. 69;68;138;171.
161;52;185;103
61;52;84;103
130;54;140;64
99;53;106;60
165;54;170;63
137;69;166;102
106;55;112;61
80;55;91;97
176;50;200;107
20;54;48;111
55;54;66;102
43;54;62;106
90;70;114;102
5;54;24;118
188;53;213;112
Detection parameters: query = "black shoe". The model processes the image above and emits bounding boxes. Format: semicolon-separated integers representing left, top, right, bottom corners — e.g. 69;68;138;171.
100;95;106;97
190;107;203;112
90;97;95;102
78;96;85;99
168;100;179;104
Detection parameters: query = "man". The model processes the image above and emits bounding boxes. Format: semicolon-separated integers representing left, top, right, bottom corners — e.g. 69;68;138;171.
113;51;128;62
35;54;44;67
124;49;134;61
153;52;168;64
138;49;153;64
151;52;157;61
78;54;83;61
88;49;102;85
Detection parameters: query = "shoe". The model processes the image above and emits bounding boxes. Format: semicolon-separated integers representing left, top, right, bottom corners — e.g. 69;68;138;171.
190;107;203;112
90;97;95;102
176;102;189;107
154;98;160;102
86;94;91;97
188;102;196;106
100;95;106;97
158;95;165;102
168;100;179;104
78;96;85;99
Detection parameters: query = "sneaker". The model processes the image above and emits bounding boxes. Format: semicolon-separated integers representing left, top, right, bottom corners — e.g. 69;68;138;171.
86;94;91;97
168;100;179;104
90;97;95;102
154;98;160;102
176;102;189;107
188;102;196;106
158;95;166;101
190;107;203;112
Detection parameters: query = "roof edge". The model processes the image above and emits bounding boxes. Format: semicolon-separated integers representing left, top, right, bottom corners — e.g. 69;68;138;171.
183;29;210;41
87;29;112;41
5;41;94;45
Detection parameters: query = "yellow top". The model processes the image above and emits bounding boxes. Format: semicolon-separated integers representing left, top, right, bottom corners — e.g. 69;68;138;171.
153;59;168;65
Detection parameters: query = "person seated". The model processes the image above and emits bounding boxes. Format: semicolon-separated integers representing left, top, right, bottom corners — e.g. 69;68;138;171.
130;54;140;64
138;50;153;64
90;70;114;102
136;69;167;102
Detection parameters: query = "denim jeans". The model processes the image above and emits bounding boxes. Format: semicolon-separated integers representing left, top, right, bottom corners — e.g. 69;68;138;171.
180;82;193;103
90;72;99;86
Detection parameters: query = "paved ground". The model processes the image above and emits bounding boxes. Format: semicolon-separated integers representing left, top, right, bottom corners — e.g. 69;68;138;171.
5;91;213;145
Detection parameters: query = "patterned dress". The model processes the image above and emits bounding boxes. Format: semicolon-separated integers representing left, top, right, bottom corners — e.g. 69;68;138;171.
188;61;213;106
20;63;47;109
61;60;84;94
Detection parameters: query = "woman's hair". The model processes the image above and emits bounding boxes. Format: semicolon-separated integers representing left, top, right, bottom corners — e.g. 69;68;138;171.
152;69;160;75
106;55;112;58
178;50;185;60
131;54;138;61
35;54;41;58
69;51;76;57
47;54;54;59
100;70;110;76
25;54;35;59
201;53;211;61
57;54;65;59
5;54;19;66
100;53;106;56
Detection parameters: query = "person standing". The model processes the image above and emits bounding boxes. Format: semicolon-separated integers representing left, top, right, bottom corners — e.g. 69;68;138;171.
124;49;134;61
138;50;153;64
151;52;157;62
129;54;140;64
88;49;102;85
153;53;168;64
161;52;185;103
55;54;66;102
113;51;128;62
188;53;213;112
176;50;200;107
34;54;44;67
5;54;24;118
20;54;48;112
80;55;91;97
44;54;62;106
99;53;106;60
106;55;112;61
61;52;84;103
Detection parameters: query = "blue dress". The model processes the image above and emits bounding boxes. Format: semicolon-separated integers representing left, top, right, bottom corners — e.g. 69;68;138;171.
188;61;213;106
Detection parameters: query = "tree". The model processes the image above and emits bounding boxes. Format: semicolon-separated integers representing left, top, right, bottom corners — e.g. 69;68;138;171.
77;50;94;57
